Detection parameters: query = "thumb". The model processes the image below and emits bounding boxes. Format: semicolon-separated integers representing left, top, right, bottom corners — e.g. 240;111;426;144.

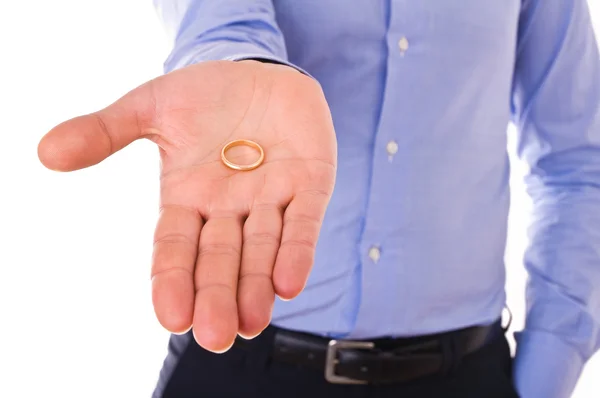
38;81;155;172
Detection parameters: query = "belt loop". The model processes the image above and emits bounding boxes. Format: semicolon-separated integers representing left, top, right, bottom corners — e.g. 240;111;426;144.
242;326;277;370
257;325;278;368
439;334;456;376
449;333;461;373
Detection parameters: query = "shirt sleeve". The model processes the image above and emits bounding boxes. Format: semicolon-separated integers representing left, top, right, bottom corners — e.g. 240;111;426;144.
152;0;302;73
510;1;600;397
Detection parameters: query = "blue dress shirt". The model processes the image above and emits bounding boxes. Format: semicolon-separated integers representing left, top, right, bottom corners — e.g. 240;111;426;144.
153;1;600;397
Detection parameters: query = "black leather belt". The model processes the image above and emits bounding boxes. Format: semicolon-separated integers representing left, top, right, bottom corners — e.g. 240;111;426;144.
253;321;503;385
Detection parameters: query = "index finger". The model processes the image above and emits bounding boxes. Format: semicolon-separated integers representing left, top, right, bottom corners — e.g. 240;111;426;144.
272;189;329;300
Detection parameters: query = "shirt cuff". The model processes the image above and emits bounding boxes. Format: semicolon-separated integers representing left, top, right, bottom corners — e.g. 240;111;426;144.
513;330;585;398
164;41;311;77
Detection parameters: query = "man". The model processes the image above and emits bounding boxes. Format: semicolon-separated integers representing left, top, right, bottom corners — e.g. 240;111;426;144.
37;1;600;397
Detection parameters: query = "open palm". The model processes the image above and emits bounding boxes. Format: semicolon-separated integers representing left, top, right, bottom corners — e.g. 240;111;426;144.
38;60;337;352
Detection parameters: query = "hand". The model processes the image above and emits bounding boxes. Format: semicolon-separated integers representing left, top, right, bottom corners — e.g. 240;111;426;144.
38;60;337;352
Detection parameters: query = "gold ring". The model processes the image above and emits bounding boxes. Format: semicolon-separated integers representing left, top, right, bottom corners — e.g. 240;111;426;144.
220;139;265;171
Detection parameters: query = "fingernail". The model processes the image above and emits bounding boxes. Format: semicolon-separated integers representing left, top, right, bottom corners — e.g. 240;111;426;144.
238;332;261;340
171;324;193;335
210;341;235;354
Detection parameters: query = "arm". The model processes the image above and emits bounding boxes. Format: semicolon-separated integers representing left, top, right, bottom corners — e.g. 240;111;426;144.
511;1;600;397
38;0;336;354
153;0;297;72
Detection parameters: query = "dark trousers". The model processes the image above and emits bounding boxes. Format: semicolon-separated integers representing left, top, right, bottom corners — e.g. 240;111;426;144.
153;325;519;398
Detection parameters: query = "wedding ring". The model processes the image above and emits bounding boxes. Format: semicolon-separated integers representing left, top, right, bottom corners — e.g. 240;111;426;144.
220;139;265;171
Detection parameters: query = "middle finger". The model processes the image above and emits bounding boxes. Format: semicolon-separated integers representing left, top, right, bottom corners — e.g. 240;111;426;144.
238;202;283;338
193;213;242;352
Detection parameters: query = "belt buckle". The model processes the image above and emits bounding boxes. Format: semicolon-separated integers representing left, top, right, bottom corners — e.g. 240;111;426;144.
325;339;375;384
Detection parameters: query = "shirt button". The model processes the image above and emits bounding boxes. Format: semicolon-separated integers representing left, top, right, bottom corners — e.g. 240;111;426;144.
398;36;409;54
368;246;381;263
386;140;398;157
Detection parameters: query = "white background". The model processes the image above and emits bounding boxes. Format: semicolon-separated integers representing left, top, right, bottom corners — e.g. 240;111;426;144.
0;1;599;397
